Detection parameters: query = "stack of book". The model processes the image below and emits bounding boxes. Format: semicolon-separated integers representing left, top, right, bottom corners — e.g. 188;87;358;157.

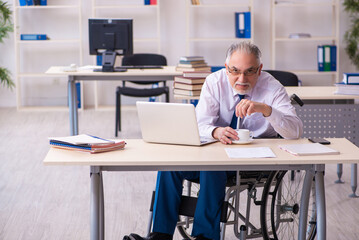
335;73;359;96
175;56;211;72
173;71;211;97
49;134;126;154
317;45;337;72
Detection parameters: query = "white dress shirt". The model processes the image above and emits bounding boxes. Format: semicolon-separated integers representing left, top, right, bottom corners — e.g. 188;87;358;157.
196;69;303;140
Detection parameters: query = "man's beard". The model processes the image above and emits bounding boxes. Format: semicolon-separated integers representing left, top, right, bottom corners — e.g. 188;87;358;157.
233;82;251;95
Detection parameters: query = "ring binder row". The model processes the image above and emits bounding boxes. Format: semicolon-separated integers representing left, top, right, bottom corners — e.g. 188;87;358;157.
317;45;336;72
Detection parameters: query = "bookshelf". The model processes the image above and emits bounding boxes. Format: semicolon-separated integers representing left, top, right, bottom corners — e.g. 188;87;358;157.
13;1;83;111
185;0;254;66
270;0;340;85
91;0;162;109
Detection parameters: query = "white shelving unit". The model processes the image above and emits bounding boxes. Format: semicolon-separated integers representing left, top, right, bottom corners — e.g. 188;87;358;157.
271;0;340;85
185;0;254;66
13;1;83;110
91;0;162;109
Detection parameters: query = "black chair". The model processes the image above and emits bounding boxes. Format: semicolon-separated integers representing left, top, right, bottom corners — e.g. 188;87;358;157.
263;70;299;86
115;53;169;136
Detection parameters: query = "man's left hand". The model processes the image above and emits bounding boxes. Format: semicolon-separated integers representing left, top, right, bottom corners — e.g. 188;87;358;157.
236;99;272;118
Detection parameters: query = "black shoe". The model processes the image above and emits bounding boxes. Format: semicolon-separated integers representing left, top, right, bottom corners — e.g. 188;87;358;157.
123;232;173;240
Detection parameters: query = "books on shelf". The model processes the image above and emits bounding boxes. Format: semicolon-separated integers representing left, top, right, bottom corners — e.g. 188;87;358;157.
317;45;336;72
278;143;339;156
235;12;251;39
343;73;359;84
20;34;48;40
49;134;126;154
173;88;201;97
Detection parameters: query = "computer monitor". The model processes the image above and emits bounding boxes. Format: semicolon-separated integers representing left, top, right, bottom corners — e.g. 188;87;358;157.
89;18;133;72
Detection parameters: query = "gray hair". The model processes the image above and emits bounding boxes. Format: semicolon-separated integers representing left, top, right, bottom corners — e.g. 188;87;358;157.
225;41;262;65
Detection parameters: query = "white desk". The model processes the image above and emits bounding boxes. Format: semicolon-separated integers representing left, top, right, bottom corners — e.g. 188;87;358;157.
43;138;359;240
45;66;183;136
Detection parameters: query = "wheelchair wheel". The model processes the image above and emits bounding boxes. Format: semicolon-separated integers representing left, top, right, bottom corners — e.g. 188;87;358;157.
260;170;317;240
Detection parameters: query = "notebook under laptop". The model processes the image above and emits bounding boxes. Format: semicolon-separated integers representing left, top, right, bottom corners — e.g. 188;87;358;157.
136;101;217;146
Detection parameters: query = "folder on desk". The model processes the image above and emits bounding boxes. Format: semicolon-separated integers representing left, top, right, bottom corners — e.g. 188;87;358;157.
49;134;126;154
278;143;339;156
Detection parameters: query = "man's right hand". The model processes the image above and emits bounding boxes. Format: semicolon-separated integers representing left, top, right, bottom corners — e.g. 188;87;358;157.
212;127;239;145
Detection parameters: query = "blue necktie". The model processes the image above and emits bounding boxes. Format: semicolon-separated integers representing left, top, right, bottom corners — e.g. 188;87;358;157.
230;94;244;129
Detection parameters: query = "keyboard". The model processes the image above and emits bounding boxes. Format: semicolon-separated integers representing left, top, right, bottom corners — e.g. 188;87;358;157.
115;65;163;70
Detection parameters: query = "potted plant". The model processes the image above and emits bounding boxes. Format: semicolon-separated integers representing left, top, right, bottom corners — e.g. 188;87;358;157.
0;1;14;89
344;0;359;70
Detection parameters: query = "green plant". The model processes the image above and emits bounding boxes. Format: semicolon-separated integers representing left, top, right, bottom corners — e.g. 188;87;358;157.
344;0;359;70
0;1;14;89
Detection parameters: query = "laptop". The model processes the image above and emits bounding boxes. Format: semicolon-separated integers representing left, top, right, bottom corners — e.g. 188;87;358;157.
136;101;217;146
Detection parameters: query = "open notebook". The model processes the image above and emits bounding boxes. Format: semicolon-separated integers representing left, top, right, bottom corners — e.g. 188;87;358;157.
136;101;217;146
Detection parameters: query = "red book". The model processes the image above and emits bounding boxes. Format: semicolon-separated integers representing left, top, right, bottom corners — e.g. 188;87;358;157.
150;0;157;5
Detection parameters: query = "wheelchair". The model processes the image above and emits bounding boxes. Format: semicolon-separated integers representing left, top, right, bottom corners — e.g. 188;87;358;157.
147;170;317;240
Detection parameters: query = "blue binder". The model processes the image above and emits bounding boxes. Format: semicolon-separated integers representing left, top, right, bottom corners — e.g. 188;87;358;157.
317;45;324;72
235;12;251;39
330;45;337;71
19;0;26;6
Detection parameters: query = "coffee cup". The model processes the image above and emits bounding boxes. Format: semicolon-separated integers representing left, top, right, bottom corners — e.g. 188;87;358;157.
232;129;253;144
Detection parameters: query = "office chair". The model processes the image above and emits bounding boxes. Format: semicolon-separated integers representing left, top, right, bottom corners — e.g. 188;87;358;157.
115;53;169;136
263;70;299;86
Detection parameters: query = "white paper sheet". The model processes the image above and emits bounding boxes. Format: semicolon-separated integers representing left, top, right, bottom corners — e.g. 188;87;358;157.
225;147;276;158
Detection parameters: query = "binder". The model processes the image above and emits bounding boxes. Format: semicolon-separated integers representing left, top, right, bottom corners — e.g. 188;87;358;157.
323;45;331;71
25;0;33;6
317;46;324;72
150;0;157;5
19;0;26;6
235;12;244;38
330;45;337;71
76;82;81;109
343;73;359;84
20;34;47;40
235;12;251;38
244;12;251;38
144;0;150;5
40;0;47;5
34;0;40;5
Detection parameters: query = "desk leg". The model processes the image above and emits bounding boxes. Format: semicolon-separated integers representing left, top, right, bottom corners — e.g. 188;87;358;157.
68;76;78;136
91;167;105;240
335;164;344;184
298;170;314;240
315;167;326;240
349;163;358;198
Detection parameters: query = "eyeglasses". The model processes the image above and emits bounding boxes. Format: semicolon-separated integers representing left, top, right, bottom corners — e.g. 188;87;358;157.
227;65;260;77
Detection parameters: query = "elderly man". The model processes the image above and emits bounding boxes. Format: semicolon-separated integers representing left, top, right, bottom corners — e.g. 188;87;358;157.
124;41;303;240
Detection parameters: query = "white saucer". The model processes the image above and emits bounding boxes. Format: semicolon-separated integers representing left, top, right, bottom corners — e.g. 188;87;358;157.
232;139;253;144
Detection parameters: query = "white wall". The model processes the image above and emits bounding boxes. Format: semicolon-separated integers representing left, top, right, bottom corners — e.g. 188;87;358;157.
0;0;356;108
